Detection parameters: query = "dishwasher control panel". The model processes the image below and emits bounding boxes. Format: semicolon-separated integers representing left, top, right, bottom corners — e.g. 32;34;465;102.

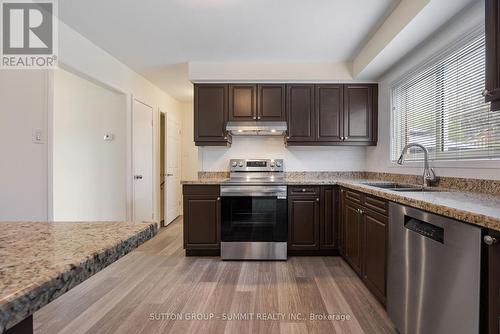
404;216;444;243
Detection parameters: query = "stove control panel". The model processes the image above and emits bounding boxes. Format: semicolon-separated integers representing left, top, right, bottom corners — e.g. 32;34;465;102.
229;159;284;172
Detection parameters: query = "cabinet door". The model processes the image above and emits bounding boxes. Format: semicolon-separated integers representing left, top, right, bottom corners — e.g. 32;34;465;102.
486;0;500;110
362;210;387;305
288;196;320;250
286;85;315;142
258;84;286;121
229;84;257;121
320;187;337;250
343;200;363;275
316;85;343;142
343;84;376;143
194;84;229;145
183;195;220;249
488;229;500;334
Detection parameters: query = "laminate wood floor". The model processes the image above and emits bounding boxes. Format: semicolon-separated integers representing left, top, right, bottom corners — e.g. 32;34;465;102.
34;217;396;334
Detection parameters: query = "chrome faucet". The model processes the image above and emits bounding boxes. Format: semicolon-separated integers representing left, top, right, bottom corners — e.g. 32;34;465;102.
397;143;437;187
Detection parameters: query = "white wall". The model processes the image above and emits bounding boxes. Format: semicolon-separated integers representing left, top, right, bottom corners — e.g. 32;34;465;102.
0;70;48;221
52;69;127;221
199;138;366;172
0;20;183;222
56;21;184;222
366;1;500;180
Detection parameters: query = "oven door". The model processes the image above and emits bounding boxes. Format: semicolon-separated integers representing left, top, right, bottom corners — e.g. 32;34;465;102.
220;186;287;242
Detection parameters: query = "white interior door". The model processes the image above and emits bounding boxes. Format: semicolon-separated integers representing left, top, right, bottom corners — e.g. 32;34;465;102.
132;99;153;221
165;112;181;224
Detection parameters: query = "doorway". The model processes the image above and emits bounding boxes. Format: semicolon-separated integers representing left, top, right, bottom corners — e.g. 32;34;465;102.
160;112;166;226
132;99;154;222
165;112;181;225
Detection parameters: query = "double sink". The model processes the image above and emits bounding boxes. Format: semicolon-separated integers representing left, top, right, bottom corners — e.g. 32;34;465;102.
362;182;440;192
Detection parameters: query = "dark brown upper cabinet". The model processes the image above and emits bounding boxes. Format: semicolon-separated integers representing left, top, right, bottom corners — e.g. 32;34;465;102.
343;84;377;143
194;84;231;146
258;84;286;121
316;84;343;142
229;84;257;121
286;84;315;142
485;0;500;110
194;83;377;146
286;84;377;146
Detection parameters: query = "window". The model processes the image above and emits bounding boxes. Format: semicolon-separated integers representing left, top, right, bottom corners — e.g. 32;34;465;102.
391;28;500;162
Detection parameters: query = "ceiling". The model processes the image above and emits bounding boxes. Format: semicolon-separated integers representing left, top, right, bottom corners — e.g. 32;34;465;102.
58;0;398;101
58;0;478;102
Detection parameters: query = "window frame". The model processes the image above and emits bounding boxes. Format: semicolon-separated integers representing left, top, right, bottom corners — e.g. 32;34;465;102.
389;25;500;167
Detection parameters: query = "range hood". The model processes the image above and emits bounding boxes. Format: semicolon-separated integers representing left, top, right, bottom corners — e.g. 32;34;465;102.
226;121;287;136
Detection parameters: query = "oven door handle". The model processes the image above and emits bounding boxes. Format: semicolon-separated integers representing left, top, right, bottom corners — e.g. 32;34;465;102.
220;186;287;198
220;192;286;198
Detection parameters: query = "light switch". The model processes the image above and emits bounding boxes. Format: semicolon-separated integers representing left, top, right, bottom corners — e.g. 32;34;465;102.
32;128;44;144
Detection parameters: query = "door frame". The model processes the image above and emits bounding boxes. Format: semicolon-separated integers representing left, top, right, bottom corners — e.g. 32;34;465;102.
164;110;182;225
160;109;167;226
132;98;155;221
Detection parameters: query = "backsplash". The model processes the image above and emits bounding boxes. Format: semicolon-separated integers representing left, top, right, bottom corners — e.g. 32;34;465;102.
198;136;367;171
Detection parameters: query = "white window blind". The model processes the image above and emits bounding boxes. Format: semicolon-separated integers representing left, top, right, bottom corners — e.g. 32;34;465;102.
391;28;500;162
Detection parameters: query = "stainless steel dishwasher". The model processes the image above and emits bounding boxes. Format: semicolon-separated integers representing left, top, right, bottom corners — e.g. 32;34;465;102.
388;202;484;334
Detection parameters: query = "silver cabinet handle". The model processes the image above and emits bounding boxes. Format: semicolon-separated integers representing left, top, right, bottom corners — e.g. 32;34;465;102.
316;198;320;202
253;116;257;120
217;197;221;201
257;116;261;120
344;136;349;140
166;173;174;177
302;188;306;192
484;235;498;245
357;208;364;215
482;89;491;97
134;175;143;180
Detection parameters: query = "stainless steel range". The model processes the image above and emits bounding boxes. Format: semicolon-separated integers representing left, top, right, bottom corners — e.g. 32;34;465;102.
220;159;287;260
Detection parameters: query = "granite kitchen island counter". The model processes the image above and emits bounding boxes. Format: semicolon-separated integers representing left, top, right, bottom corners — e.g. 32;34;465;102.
0;221;158;333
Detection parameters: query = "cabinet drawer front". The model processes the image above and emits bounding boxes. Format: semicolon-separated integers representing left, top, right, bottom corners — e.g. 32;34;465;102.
343;189;362;204
364;194;388;216
289;186;320;196
183;185;220;196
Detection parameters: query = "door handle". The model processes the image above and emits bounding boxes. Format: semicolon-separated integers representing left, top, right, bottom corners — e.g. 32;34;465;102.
166;173;174;177
134;175;143;180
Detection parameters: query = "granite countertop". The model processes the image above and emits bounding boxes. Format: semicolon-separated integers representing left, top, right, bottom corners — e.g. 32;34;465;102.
181;177;229;184
181;176;500;231
0;221;158;332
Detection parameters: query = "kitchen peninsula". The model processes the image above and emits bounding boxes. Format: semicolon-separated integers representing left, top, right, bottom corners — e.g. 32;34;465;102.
0;221;157;334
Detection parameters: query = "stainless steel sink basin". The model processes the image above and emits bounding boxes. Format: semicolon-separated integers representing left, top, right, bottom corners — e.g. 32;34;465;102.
361;182;440;192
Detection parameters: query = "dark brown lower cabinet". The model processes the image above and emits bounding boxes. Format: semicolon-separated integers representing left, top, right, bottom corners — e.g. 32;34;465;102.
288;194;320;251
362;209;387;304
488;229;500;334
288;186;338;253
341;187;388;305
343;199;363;275
183;185;220;255
320;187;337;249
